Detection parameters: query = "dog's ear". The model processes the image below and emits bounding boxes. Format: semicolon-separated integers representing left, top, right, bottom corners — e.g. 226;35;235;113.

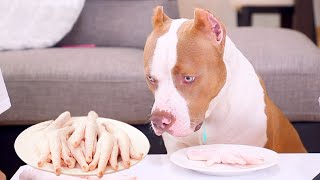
152;6;170;29
193;8;226;45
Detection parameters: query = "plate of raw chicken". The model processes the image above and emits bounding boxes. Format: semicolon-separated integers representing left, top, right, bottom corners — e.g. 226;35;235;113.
170;144;279;176
14;111;150;177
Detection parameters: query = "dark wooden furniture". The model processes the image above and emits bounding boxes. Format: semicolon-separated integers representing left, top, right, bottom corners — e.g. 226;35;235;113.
237;6;294;28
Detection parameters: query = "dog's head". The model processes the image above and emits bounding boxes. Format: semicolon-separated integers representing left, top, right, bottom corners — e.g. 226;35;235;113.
144;7;227;137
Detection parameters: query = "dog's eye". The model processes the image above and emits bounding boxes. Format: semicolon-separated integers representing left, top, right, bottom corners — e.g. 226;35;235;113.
147;75;156;84
183;76;195;84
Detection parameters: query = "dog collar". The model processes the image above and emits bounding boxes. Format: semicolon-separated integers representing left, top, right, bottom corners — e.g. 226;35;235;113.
202;121;207;145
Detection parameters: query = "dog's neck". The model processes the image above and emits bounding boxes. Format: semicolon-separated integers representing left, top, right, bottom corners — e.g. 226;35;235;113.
205;36;250;118
200;36;267;145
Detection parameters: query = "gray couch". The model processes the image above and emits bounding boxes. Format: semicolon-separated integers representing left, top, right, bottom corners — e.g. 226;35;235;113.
0;0;320;142
0;0;179;125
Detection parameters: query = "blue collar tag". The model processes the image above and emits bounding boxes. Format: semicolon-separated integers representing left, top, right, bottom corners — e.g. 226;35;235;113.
202;121;207;145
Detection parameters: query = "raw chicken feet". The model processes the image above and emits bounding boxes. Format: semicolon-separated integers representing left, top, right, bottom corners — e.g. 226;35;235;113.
37;111;74;175
34;111;144;177
186;149;264;166
102;122;143;169
89;125;115;177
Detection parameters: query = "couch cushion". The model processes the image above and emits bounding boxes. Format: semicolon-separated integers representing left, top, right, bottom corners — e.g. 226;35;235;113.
0;0;85;51
0;48;154;125
228;27;320;122
58;0;179;49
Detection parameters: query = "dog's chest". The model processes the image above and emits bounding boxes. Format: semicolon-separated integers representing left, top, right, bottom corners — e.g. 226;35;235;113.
174;108;268;148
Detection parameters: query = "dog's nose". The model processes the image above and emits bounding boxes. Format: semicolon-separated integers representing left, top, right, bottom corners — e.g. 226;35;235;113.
150;116;171;130
149;110;175;133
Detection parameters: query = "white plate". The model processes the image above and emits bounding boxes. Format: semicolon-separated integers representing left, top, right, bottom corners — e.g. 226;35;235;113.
170;144;278;176
14;117;150;176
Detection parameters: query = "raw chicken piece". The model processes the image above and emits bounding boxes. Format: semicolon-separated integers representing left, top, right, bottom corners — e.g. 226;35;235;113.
89;125;115;177
46;154;76;169
102;122;143;169
85;111;99;162
69;111;99;163
19;167;138;180
37;111;74;175
67;139;89;172
186;148;264;166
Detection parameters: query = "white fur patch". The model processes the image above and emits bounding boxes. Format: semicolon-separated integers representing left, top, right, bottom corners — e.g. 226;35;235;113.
150;19;192;136
204;36;267;147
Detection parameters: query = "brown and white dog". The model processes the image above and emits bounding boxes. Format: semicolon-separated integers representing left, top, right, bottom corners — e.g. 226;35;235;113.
143;6;307;154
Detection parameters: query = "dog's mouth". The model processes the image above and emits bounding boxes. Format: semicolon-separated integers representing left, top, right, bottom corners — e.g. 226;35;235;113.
194;122;203;132
152;125;165;136
152;122;204;137
150;115;205;137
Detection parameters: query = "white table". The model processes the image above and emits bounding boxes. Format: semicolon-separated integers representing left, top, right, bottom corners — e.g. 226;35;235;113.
12;154;320;180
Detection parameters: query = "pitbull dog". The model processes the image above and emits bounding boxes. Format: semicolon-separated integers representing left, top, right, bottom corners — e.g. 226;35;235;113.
143;6;307;154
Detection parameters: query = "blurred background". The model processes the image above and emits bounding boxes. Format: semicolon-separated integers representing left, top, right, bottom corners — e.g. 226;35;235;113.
178;0;319;46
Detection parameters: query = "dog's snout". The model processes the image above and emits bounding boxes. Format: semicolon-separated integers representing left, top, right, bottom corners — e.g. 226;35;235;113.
149;110;175;135
150;116;171;129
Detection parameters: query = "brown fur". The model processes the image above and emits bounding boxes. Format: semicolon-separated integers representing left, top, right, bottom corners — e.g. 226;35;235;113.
259;77;307;152
174;11;227;126
144;7;172;92
317;27;320;47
